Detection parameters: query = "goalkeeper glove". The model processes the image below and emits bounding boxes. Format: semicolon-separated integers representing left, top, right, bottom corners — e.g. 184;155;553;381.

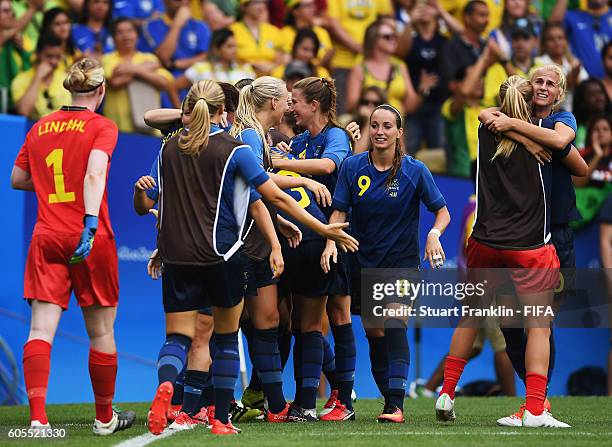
69;214;98;264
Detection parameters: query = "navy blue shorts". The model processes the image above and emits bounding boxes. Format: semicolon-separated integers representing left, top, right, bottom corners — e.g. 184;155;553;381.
550;224;576;269
327;248;351;297
279;238;330;298
162;254;246;312
243;254;279;298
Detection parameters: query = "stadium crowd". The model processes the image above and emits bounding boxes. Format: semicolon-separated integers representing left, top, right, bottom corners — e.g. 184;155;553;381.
5;0;612;436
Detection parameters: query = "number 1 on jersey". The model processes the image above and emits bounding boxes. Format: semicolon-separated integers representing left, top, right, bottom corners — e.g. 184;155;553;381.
45;148;75;203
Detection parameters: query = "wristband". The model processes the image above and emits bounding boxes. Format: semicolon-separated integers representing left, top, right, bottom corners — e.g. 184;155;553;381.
428;228;441;237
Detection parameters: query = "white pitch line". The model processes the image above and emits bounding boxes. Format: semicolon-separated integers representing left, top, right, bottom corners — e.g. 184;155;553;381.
113;429;180;447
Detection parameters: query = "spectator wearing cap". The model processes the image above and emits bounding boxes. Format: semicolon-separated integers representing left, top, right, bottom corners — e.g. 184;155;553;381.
103;18;173;132
535;23;588;112
11;34;72;120
72;0;115;58
325;0;393;114
280;0;334;68
0;0;32;113
272;28;330;80
347;19;424;117
229;0;283;76
550;0;611;79
179;28;255;86
488;0;542;61
113;0;165;24
499;17;543;78
441;0;489;87
140;0;211;107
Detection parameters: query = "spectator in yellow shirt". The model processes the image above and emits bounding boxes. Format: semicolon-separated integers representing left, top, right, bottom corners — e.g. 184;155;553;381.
229;0;283;75
272;28;330;81
102;18;173;133
11;34;72;120
325;0;393;113
281;0;334;68
179;28;255;87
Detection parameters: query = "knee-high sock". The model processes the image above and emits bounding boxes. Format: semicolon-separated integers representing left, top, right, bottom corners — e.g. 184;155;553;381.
157;333;191;386
367;336;388;399
199;372;214;409
88;349;117;424
278;324;292;370
440;355;467;400
23;340;51;424
300;331;323;410
322;335;338;390
171;369;186;406
331;323;356;410
501;327;555;390
292;331;303;406
252;327;286;413
526;372;547;415
384;325;409;410
181;370;208;416
212;332;240;424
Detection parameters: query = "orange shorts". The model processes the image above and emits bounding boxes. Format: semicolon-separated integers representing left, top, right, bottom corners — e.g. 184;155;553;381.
24;234;119;309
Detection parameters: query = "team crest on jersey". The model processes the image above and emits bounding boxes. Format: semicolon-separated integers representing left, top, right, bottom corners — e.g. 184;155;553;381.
141;0;153;12
388;178;400;198
187;31;197;48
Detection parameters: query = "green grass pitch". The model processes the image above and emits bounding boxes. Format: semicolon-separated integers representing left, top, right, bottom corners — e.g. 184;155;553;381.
1;397;611;446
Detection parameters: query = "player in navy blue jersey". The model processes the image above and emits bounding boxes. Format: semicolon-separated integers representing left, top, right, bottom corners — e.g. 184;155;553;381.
146;80;358;435
438;75;586;429
271;77;357;421
478;65;588;426
327;104;450;423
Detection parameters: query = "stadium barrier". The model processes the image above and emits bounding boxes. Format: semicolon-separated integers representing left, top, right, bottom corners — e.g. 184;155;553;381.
0;114;607;404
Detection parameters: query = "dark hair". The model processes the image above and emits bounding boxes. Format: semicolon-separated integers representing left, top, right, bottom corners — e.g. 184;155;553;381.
110;17;138;37
369;104;403;188
603;41;612;62
235;78;254;91
573;78;612;125
36;33;63;55
41;8;76;56
218;81;240;113
359;86;388;104
363;19;386;60
585;114;612;149
211;28;234;50
292;27;320;59
81;0;113;29
464;0;488;16
540;22;564;49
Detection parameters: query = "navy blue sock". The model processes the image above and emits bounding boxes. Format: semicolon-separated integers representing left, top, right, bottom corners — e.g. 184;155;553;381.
157;334;191;385
367;335;389;399
278;324;292;370
212;332;240;424
301;331;323;410
252;328;286;413
384;323;409;410
182;370;208;416
200;373;214;408
293;331;303;405
322;335;338;390
171;369;186;406
331;323;356;410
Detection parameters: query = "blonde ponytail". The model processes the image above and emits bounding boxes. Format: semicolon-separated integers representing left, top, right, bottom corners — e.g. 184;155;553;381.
179;80;225;156
492;75;533;160
230;76;287;168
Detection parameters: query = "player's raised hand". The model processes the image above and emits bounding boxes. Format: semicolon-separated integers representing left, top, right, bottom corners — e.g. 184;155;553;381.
135;175;156;191
322;222;358;252
69;215;98;264
346;121;361;141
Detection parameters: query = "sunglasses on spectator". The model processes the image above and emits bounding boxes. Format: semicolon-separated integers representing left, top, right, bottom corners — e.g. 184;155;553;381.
378;33;397;41
360;98;383;107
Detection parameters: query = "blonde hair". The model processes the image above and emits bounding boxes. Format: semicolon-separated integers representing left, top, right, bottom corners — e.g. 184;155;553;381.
230;76;287;168
179;80;225;156
530;64;567;110
63;58;105;95
493;75;533;160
